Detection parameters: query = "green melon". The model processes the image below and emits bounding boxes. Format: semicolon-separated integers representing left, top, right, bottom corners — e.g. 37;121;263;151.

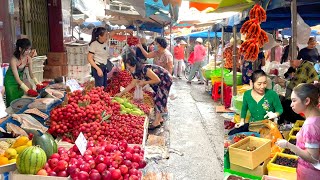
17;146;47;174
32;133;57;159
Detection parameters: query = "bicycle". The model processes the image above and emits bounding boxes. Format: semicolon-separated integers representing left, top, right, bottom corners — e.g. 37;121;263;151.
184;61;200;80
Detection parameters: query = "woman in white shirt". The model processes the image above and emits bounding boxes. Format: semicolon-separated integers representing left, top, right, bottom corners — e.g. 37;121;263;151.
87;27;132;88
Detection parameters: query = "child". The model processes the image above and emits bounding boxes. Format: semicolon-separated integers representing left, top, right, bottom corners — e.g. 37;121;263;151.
276;83;320;179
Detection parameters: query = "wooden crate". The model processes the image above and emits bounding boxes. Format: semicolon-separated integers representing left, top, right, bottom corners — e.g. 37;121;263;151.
229;136;271;169
267;153;298;180
230;158;271;177
9;170;70;180
47;52;67;66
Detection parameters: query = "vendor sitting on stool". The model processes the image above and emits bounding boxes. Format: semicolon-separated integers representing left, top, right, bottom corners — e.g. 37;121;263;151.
229;70;283;135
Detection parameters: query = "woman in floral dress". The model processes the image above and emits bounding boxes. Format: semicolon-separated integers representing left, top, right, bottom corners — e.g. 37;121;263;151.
229;70;283;135
116;55;172;130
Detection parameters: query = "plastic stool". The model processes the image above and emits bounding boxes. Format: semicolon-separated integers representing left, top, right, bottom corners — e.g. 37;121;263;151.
212;82;226;102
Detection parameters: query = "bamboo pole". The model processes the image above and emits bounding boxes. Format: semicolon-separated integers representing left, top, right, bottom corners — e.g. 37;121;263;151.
221;26;225;105
232;25;237;96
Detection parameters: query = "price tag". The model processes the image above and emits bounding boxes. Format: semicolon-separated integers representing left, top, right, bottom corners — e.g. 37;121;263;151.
66;79;83;92
75;132;87;156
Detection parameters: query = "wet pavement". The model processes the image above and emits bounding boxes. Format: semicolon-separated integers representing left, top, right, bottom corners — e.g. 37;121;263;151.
144;78;224;180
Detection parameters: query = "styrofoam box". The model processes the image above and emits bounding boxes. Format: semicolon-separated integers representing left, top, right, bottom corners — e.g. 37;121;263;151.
66;75;92;84
68;64;91;78
33;70;44;83
32;65;44;72
31;56;46;72
66;44;89;66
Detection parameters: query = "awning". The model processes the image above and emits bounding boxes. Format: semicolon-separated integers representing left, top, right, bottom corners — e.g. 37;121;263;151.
188;0;254;13
179;30;222;38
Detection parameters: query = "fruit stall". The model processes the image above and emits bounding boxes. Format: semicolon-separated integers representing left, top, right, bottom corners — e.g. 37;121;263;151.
224;119;304;180
0;69;154;179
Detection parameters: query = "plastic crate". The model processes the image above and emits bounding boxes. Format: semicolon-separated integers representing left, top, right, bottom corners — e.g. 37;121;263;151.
267;153;298;180
211;76;222;85
224;169;261;180
294;120;304;128
289;127;300;138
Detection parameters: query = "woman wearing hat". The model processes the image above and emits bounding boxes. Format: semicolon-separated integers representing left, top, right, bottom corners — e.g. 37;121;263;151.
137;37;173;74
173;40;187;78
187;38;206;84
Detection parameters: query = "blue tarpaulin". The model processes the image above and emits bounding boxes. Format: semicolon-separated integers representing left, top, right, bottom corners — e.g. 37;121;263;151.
185;31;222;38
281;29;319;37
223;2;320;32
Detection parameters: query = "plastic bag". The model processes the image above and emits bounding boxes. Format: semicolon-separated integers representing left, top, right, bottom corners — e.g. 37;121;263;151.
297;14;311;45
133;85;143;102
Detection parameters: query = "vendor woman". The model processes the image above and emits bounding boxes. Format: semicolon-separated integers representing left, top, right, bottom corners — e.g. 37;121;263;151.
229;70;283;135
115;55;172;130
4;38;38;107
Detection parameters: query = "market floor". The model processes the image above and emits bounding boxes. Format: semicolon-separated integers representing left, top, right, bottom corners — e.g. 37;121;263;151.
145;78;224;180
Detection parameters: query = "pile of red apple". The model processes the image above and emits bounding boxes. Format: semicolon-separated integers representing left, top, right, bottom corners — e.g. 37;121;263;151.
40;140;146;180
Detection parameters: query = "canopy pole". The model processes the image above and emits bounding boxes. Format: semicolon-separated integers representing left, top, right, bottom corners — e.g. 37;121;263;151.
170;23;172;54
70;0;74;40
232;25;237;96
271;30;276;62
214;31;217;70
221;26;225;105
291;0;298;59
207;29;210;65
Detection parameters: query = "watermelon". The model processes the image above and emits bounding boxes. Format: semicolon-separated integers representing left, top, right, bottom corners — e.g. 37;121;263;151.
17;146;47;174
32;133;57;159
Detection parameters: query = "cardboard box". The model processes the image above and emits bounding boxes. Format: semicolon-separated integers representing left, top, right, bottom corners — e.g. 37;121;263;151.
10;170;70;180
43;65;67;79
47;52;67;66
267;153;298;180
230;158;271;177
229;136;271;169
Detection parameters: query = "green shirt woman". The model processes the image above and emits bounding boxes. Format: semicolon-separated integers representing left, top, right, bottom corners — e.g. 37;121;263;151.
229;70;283;135
4;38;39;107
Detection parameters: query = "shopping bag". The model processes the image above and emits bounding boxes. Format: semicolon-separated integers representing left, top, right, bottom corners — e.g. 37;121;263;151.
133;85;143;102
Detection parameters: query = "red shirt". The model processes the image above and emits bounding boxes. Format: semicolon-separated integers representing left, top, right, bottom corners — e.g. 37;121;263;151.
174;45;185;60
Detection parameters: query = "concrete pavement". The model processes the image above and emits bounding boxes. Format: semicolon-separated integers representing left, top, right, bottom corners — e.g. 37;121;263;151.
144;78;224;180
